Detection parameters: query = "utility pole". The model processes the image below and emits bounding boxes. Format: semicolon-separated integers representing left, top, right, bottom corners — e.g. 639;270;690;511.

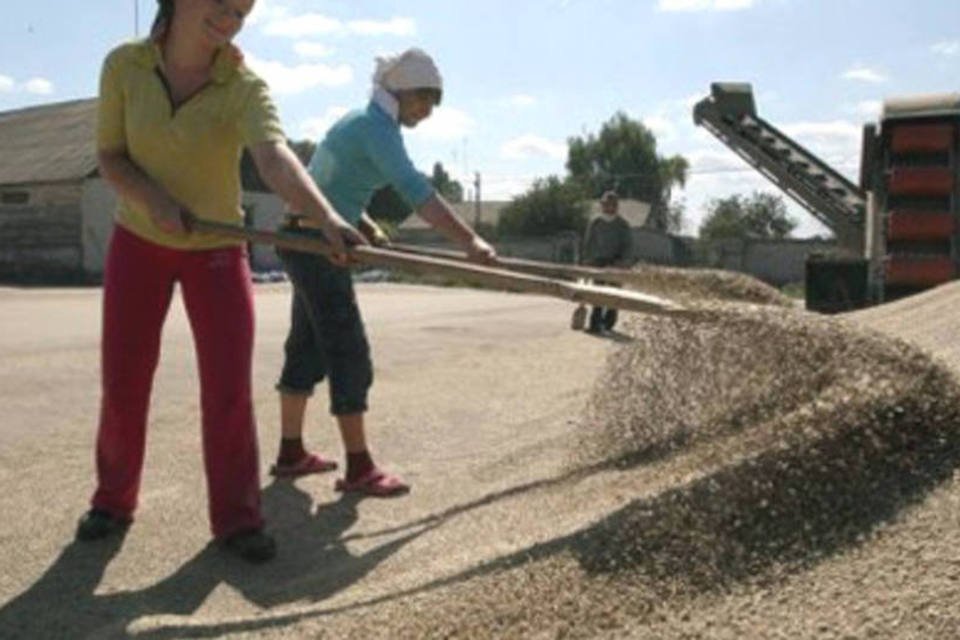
473;172;482;227
134;0;140;37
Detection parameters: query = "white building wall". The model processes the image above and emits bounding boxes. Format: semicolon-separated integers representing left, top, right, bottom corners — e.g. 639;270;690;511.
242;192;285;271
79;184;288;275
80;177;117;275
631;229;675;264
1;182;83;207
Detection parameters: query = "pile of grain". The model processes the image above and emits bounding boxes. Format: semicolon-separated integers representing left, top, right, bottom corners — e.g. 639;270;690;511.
620;264;793;306
315;301;960;638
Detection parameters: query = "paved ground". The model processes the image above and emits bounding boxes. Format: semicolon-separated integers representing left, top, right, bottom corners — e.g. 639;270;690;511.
0;283;622;638
4;280;960;639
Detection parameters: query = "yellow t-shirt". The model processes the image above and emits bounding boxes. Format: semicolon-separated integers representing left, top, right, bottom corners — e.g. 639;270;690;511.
97;39;286;249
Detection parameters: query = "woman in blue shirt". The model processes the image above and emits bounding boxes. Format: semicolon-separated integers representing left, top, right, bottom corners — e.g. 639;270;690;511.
272;48;496;495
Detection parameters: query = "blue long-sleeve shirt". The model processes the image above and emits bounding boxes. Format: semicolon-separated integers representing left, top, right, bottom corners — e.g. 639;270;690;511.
307;99;434;226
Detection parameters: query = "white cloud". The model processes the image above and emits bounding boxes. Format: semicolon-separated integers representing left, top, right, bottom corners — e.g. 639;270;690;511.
844;100;882;119
780;120;861;169
503;94;537;108
841;64;888;84
0;74;54;95
931;40;960;57
293;41;336;58
260;12;416;38
685;147;753;173
500;135;567;160
245;0;288;26
681;92;705;110
477;173;542;200
245;53;353;94
263;13;341;37
657;0;757;12
23;78;53;95
408;106;476;141
300;106;350;139
643;114;677;141
348;17;416;37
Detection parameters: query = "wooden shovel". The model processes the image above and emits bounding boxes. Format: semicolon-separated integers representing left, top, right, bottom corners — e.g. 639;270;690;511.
389;242;640;284
184;215;687;318
389;243;615;330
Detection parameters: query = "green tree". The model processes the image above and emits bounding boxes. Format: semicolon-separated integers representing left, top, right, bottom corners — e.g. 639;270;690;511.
663;198;687;235
566;112;688;231
239;139;316;193
498;176;589;237
431;162;464;203
648;155;690;232
699;191;797;241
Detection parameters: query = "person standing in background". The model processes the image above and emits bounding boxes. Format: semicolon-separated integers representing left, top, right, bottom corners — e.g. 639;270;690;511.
580;190;634;333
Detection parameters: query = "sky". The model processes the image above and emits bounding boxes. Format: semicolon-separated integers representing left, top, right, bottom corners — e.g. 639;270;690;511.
1;0;958;237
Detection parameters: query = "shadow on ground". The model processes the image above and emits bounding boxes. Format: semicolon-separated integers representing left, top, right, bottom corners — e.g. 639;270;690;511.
0;453;627;639
262;358;960;639
0;480;420;638
8;304;960;638
33;377;959;640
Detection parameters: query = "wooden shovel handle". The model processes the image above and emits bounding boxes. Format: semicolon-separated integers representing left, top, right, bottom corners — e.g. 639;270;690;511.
184;214;687;317
389;242;638;284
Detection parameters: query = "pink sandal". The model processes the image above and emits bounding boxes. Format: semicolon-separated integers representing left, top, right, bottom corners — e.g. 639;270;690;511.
335;468;410;497
270;453;338;478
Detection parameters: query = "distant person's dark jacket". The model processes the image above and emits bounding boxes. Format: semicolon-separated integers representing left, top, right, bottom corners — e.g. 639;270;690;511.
581;215;634;267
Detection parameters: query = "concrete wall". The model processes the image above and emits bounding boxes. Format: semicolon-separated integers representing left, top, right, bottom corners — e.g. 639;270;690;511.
5;179;839;286
80;177;116;275
1;182;84;207
744;239;835;285
0;199;83;280
76;185;289;276
396;224;836;286
242;191;286;271
395;230;580;264
631;228;676;265
698;237;836;286
497;233;580;263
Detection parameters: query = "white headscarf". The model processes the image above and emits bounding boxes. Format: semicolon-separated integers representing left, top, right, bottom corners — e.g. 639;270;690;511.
372;48;443;96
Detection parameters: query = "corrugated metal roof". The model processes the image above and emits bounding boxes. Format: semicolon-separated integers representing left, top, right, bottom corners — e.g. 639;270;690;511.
0;98;98;185
883;93;960;120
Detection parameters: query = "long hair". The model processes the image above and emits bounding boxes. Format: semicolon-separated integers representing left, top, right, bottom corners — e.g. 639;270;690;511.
150;0;175;38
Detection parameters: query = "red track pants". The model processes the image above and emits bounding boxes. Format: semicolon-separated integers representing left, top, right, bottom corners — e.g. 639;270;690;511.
91;225;263;538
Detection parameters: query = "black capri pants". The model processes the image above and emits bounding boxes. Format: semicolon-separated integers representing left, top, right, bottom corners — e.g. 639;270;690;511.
275;228;373;415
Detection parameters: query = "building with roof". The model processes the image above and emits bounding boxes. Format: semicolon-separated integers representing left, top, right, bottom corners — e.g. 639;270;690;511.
0;99;106;281
397;198;650;238
0;98;287;282
399;197;645;233
1;100;820;284
395;197;658;262
395;200;508;241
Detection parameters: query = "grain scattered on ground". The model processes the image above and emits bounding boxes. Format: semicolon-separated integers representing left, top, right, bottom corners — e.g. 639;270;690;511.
297;293;960;639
